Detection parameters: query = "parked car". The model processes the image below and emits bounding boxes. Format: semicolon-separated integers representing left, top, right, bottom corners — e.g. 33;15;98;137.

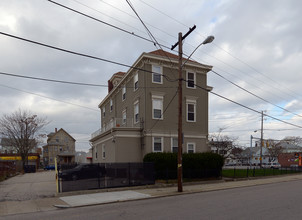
264;162;281;169
44;165;55;170
59;164;104;181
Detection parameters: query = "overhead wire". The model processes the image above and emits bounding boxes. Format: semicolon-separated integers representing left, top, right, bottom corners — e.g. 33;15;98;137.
210;69;302;118
183;79;302;129
47;0;171;50
137;0;302;101
0;71;177;89
0;83;99;112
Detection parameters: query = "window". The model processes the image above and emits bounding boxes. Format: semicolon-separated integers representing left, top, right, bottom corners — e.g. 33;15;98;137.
102;144;105;159
153;137;163;152
134;73;138;91
152;65;162;83
186;100;196;122
187;72;195;88
134;101;139;123
171;138;178;153
102;106;105;118
110;99;113;112
122;85;126;101
152;96;163;119
187;143;195;153
122;109;127;124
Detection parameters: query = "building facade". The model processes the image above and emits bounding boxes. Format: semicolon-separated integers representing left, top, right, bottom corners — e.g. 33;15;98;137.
43;128;75;166
90;49;213;163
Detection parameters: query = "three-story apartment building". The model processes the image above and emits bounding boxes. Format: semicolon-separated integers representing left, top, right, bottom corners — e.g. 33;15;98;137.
90;49;213;163
43;128;76;166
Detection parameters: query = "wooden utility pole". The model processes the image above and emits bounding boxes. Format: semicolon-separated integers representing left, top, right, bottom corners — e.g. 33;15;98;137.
177;32;183;192
260;111;264;168
171;25;196;193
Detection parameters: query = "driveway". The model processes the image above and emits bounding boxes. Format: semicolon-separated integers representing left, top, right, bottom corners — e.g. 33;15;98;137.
0;171;56;201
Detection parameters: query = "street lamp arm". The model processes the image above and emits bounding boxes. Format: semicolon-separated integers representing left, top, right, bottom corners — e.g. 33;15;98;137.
182;35;214;68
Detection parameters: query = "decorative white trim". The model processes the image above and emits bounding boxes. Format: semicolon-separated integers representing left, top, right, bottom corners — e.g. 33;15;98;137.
145;133;206;139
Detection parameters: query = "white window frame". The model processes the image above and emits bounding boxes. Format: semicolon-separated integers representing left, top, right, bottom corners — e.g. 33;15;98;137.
134;73;138;91
110;99;113;112
134;100;139;124
152;65;162;84
171;137;178;153
186;71;196;89
152;95;163;120
186;99;196;122
187;142;196;153
122;109;127;125
153;137;163;152
122;85;126;101
102;144;105;159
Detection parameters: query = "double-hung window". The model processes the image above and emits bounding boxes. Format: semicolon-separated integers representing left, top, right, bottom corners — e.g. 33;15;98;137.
171;138;178;153
102;144;106;159
152;96;163;119
122;85;126;101
187;143;195;153
134;73;138;91
122;109;127;125
153;137;163;152
152;65;162;84
134;101;139;123
187;72;195;88
186;99;196;122
110;99;113;112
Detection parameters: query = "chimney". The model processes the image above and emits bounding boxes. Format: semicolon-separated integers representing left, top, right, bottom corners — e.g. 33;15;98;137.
55;128;57;133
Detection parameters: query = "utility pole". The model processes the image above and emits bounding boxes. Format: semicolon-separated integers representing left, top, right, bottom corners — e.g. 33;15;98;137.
171;25;196;192
260;111;264;168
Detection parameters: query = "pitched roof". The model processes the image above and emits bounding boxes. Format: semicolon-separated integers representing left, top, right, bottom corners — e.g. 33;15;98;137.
148;49;199;64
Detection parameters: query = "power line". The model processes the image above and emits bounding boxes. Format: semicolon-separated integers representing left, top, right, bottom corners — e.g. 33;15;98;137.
0;83;99;112
186;79;302;129
0;70;177;89
0;31;176;82
210;69;302;118
47;0;171;51
137;0;302;102
147;88;179;133
0;71;107;87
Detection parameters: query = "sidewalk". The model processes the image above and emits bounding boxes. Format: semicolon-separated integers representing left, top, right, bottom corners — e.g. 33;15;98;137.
1;174;302;216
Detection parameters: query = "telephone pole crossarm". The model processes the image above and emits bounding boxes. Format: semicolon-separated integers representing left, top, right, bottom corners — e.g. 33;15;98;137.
171;25;196;50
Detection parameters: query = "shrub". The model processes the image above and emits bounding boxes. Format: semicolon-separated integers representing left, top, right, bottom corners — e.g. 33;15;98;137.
143;152;224;179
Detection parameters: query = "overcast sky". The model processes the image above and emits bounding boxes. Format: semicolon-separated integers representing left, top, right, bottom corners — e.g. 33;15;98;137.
0;0;302;152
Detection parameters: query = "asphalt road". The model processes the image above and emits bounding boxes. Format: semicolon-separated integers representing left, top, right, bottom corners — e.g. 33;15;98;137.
0;171;56;201
3;178;302;220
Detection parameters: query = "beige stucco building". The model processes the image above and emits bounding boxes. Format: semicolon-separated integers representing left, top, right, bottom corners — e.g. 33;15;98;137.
43;128;76;166
90;49;212;163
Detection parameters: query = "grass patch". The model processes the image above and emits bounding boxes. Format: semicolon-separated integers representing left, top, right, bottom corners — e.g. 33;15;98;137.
222;168;300;178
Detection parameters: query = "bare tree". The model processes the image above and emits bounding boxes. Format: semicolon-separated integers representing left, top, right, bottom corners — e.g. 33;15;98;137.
266;139;283;161
281;136;302;146
0;109;48;169
209;128;238;160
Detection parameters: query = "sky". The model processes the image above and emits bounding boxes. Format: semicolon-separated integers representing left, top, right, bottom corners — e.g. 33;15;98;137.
0;0;302;152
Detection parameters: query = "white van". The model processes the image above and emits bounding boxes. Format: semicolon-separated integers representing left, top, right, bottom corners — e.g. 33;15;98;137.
264;162;281;169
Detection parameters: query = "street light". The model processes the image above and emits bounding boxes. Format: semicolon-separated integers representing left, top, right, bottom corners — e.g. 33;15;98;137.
182;35;215;67
173;32;214;192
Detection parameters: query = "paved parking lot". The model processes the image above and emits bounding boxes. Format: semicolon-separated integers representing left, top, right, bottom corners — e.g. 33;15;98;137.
0;171;56;201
